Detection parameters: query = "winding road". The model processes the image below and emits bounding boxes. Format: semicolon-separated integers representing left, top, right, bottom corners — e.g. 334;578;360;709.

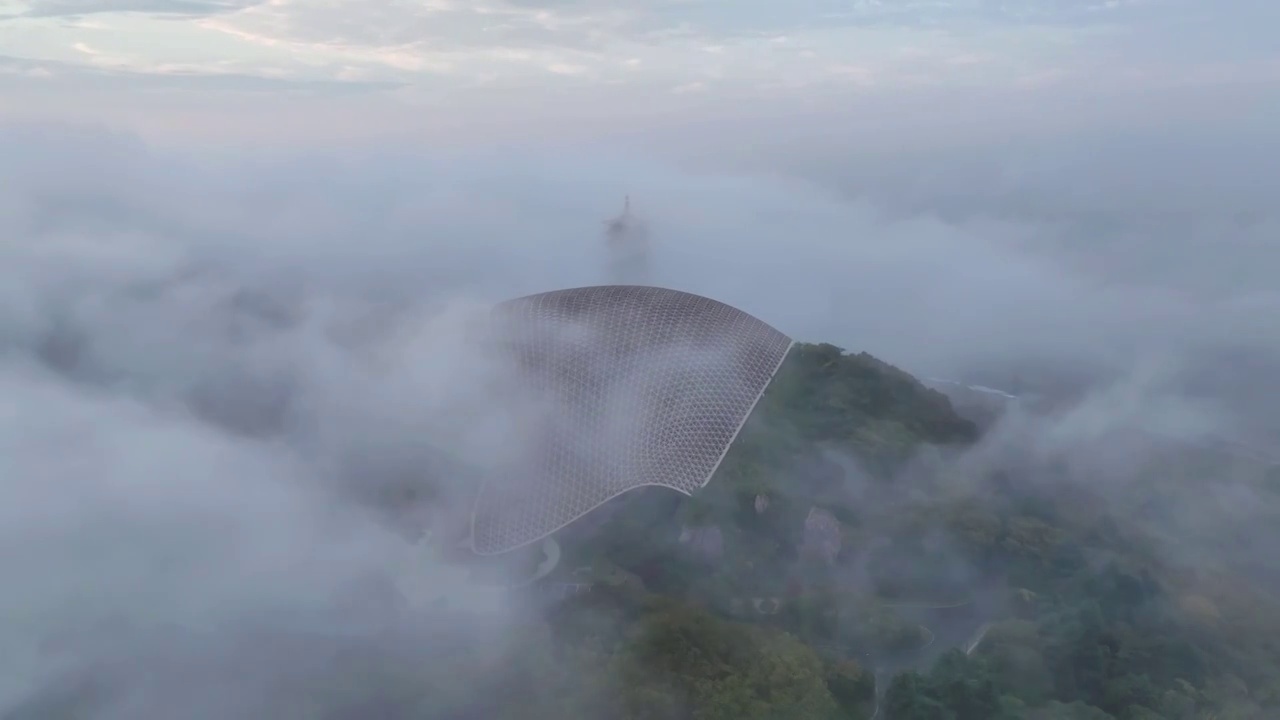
857;376;1276;719
857;595;993;719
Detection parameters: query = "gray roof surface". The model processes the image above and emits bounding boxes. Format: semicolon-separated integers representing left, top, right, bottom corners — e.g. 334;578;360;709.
470;285;792;555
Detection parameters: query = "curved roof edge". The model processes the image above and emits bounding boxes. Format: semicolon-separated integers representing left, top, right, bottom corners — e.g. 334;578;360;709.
468;285;793;556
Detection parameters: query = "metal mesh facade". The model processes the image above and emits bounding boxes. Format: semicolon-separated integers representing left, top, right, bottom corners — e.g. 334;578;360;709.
470;285;793;555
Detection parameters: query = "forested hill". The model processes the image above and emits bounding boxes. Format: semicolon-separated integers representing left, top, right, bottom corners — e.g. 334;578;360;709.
710;342;980;493
762;342;980;450
24;343;1275;720
473;342;1280;720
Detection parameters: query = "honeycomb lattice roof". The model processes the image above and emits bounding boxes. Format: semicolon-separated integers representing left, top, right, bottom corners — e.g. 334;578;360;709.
470;285;793;555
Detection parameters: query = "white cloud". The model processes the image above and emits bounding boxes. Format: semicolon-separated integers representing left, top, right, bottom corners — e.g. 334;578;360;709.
4;0;1266;97
546;61;589;75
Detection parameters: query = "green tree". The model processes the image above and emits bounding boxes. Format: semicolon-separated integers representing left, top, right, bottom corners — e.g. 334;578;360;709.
885;672;950;720
826;659;876;718
928;650;1001;720
619;601;839;720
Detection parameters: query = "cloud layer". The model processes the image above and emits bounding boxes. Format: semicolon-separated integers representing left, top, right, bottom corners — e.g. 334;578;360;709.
1;33;1278;703
0;1;1277;716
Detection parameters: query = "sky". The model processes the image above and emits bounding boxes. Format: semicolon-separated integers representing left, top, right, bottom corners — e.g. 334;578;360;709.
1;0;1277;142
1;1;1279;717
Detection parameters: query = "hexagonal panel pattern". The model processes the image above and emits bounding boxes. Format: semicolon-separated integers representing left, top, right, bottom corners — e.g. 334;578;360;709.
471;285;793;556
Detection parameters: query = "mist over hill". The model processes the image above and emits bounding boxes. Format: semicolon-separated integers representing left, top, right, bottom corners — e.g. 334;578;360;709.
2;117;1279;720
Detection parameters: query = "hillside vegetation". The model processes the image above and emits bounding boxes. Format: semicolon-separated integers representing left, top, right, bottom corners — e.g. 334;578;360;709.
488;342;1280;720
26;342;1272;720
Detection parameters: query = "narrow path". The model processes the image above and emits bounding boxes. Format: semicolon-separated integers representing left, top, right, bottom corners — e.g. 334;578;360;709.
919;624;935;650
964;622;992;656
870;671;884;720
